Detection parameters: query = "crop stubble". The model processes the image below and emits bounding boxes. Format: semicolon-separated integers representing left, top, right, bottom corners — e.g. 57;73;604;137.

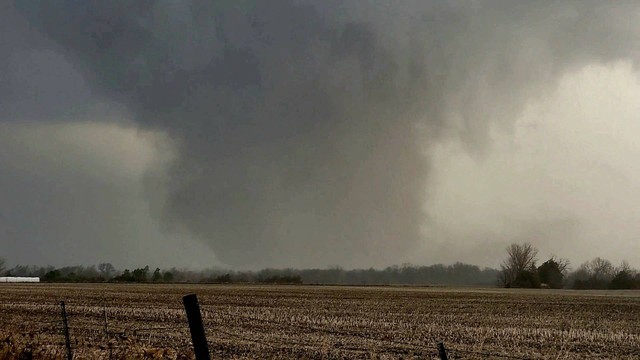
1;284;639;359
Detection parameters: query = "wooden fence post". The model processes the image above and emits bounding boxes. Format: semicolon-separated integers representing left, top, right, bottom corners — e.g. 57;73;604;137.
60;301;73;360
183;294;211;360
438;342;449;360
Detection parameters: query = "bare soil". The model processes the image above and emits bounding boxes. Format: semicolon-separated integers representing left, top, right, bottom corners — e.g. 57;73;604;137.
1;284;639;359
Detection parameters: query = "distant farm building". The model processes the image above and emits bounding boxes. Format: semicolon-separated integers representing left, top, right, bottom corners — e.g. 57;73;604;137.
0;277;40;283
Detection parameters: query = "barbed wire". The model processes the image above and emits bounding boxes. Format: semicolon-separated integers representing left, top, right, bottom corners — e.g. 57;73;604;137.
214;311;553;359
5;304;552;359
224;312;437;357
208;327;430;358
211;327;277;349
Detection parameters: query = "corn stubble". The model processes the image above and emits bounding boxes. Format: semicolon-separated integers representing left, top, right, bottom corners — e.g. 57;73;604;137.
1;284;638;359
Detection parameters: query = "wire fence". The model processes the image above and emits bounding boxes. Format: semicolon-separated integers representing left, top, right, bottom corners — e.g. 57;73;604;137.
3;300;548;360
219;312;545;359
2;308;193;359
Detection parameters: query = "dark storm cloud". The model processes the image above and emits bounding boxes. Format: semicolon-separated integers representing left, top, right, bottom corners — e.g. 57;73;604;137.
0;3;128;123
7;1;640;268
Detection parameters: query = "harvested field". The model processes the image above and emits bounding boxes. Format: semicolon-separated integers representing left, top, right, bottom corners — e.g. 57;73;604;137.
1;284;639;359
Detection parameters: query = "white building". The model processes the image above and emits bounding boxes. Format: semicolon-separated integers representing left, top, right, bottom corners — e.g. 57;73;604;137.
0;277;40;283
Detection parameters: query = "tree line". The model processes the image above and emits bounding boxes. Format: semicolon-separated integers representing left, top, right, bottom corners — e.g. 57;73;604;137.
0;258;497;285
498;243;640;289
2;249;638;289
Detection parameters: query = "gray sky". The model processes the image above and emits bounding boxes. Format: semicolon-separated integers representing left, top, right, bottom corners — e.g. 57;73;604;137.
1;1;639;270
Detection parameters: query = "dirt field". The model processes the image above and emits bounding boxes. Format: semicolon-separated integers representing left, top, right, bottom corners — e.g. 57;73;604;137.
1;284;639;359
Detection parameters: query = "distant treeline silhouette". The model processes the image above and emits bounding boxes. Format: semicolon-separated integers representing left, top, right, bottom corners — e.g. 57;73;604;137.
0;260;497;286
2;251;638;289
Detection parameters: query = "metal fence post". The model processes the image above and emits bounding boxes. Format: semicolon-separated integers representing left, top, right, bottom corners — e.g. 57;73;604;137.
438;342;449;360
60;301;73;360
183;294;211;360
103;306;109;337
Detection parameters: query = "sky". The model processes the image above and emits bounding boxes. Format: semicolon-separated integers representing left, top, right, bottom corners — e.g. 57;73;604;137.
1;1;639;270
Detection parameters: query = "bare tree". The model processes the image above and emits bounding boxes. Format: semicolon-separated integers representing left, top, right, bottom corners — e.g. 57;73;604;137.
617;260;634;275
499;243;538;287
572;257;617;289
98;263;115;280
0;257;5;275
581;257;615;282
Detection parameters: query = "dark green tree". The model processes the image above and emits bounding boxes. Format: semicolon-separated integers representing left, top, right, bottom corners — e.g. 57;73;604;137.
132;266;149;282
43;270;62;282
162;271;174;282
113;269;135;282
609;262;638;289
512;269;541;288
537;258;568;289
152;268;162;282
609;270;637;289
